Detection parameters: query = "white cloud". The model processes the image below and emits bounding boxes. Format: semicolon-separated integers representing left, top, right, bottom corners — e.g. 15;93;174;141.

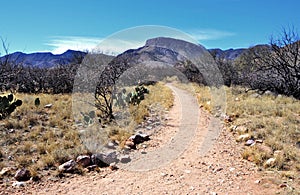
188;29;235;41
45;36;145;55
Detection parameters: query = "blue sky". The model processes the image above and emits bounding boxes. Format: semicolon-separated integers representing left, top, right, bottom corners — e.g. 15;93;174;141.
1;0;300;55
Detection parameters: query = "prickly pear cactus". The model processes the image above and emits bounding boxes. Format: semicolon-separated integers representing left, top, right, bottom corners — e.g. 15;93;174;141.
0;94;22;120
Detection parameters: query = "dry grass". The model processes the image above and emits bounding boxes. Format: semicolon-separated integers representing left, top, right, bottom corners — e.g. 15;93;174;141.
192;84;300;174
0;82;174;180
0;93;87;180
107;82;174;147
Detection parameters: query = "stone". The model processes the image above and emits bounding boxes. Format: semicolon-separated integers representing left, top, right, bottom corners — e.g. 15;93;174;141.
125;140;135;149
229;125;237;131
229;167;235;172
224;115;233;123
245;139;255;146
237;134;251;142
120;155;131;163
129;133;150;145
264;158;276;167
14;168;31;181
109;162;118;171
12;181;26;187
296;141;300;149
254;180;261;184
91;152;118;167
76;155;91;167
58;160;77;172
255;139;263;143
184;170;191;174
86;165;98;172
279;183;288;188
44;104;53;108
250;93;260;98
264;90;274;96
107;142;116;149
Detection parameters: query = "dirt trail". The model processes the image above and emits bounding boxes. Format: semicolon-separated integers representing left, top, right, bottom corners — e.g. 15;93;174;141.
10;85;279;195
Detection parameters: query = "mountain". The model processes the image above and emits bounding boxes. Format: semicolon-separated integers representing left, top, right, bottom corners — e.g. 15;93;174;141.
105;37;220;85
0;50;87;68
0;39;249;69
208;48;246;60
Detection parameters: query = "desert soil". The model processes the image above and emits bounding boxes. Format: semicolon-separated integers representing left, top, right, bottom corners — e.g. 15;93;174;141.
2;85;283;195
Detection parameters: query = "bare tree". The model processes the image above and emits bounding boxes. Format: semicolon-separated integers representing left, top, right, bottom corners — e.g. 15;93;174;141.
236;27;300;98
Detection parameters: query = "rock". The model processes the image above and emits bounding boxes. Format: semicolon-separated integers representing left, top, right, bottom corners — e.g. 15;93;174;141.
86;165;98;171
255;139;263;143
279;183;288;188
184;170;191;174
229;167;235;172
213;167;223;173
44;104;53;108
109;162;118;171
264;158;276;167
129;133;150;145
224;115;233;123
14;168;31;181
0;167;12;176
229;125;237;131
12;181;26;187
106;142;116;149
296;141;300;149
125;140;135;149
237;134;251;142
264;90;275;96
254;179;261;184
120;155;131;163
76;155;91;167
245;139;255;146
251;93;260;98
58;160;77;172
91;152;118;167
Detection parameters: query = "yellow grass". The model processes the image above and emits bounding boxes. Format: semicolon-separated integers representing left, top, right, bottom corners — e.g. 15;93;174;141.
0;82;174;180
193;84;300;173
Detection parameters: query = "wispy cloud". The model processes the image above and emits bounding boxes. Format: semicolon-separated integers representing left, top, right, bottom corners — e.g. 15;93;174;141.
45;36;145;55
188;29;235;41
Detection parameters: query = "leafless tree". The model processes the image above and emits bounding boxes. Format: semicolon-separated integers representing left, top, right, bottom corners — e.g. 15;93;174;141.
235;27;300;98
209;50;238;86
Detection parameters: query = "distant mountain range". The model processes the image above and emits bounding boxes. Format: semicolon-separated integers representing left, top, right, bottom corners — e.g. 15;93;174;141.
0;50;87;68
0;38;249;68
